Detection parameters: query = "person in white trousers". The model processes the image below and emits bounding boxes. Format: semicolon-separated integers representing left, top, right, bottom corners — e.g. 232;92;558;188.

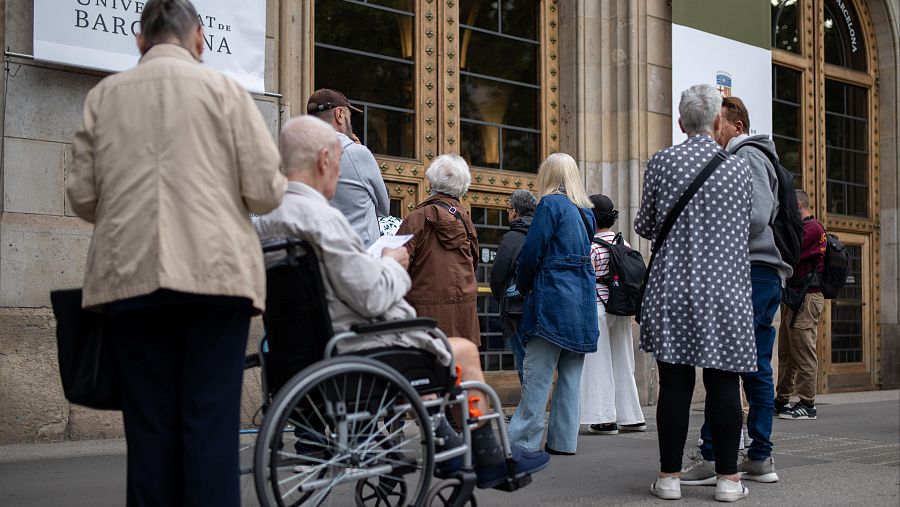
579;194;646;435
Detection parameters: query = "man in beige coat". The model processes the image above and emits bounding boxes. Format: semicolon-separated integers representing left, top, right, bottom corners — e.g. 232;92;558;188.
66;1;285;505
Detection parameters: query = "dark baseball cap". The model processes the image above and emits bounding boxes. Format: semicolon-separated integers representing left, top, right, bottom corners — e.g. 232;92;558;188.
589;194;615;213
306;88;363;114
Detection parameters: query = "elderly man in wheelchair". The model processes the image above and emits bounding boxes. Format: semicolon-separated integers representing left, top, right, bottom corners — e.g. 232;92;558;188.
249;115;549;507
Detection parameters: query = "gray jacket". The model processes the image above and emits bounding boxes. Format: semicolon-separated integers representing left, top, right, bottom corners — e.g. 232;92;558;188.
727;134;793;282
330;133;390;246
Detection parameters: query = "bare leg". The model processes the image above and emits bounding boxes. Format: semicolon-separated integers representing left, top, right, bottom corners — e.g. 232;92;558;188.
448;337;490;421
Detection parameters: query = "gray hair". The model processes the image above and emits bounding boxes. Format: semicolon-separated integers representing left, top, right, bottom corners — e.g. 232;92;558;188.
279;116;338;176
426;154;471;198
678;84;723;134
140;0;200;47
509;189;537;215
796;189;811;210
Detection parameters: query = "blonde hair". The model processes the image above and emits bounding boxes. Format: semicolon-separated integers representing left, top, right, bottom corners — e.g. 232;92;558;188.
535;153;593;208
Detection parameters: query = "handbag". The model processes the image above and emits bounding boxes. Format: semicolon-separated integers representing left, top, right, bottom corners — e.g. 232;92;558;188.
50;288;121;410
636;149;729;324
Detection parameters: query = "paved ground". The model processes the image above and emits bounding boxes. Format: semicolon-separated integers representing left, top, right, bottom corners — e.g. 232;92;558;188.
1;390;897;506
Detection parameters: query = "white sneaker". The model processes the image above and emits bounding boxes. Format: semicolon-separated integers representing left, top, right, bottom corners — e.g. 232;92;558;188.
650;476;682;500
715;478;749;502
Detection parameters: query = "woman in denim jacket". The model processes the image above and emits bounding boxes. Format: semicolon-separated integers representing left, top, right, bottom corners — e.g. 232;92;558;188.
507;153;599;455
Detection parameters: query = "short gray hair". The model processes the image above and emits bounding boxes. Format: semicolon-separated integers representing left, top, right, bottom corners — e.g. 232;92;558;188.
679;84;723;134
140;0;200;47
426;154;471;198
509;189;536;215
279;116;338;176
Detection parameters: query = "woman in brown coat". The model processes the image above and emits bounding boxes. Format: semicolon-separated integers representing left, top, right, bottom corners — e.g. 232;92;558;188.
397;154;481;344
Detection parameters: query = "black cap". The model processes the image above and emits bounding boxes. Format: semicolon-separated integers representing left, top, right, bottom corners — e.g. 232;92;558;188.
589;194;615;213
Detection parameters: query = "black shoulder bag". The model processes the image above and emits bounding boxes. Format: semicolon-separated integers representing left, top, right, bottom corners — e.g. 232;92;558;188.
636;149;729;324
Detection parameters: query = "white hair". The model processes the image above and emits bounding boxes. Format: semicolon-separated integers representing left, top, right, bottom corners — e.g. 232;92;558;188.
678;84;723;134
426;154;471;199
280;115;338;175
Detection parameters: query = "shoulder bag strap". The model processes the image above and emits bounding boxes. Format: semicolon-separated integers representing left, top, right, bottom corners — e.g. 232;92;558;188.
641;149;729;288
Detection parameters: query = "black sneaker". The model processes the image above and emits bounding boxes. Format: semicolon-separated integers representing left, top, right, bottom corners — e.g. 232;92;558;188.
774;400;791;416
779;401;817;420
588;423;619;435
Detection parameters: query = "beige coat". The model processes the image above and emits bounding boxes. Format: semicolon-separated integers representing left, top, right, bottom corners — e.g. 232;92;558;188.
67;44;286;312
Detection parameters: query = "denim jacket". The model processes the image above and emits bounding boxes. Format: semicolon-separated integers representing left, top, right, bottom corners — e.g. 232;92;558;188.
516;194;599;353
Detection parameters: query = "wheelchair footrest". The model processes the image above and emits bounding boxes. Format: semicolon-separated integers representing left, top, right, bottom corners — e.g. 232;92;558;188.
490;471;533;492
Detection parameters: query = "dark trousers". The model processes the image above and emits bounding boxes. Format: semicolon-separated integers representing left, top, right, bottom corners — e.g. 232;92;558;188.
656;361;741;475
108;299;252;507
700;266;783;461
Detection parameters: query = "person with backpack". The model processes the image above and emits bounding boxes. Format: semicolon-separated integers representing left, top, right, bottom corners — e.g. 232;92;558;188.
680;96;795;489
579;194;646;436
775;190;828;420
490;189;537;385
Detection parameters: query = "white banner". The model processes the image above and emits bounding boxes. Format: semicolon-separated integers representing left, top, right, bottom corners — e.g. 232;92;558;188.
33;0;266;93
671;24;772;144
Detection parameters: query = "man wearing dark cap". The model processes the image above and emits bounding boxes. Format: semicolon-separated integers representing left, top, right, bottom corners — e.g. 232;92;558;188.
308;89;389;246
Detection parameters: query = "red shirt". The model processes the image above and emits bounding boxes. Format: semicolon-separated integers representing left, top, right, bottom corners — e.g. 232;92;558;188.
788;216;826;291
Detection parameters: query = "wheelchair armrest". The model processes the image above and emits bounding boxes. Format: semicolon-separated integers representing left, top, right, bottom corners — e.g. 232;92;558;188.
349;318;437;335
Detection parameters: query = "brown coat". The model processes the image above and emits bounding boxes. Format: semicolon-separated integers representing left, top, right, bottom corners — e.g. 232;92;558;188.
67;44;286;312
397;194;481;345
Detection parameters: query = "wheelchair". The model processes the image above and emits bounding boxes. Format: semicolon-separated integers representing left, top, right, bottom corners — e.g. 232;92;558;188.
242;238;535;507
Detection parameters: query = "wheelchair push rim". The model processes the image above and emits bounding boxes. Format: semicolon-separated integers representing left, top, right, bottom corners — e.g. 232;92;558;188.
253;356;435;507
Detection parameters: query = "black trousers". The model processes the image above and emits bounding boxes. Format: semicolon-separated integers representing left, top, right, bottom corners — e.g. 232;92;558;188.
108;297;252;507
656;360;741;475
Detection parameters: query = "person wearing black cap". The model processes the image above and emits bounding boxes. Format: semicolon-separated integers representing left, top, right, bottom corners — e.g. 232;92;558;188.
579;194;646;437
307;88;389;246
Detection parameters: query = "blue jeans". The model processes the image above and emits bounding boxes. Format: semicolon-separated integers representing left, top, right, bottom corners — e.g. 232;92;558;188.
508;337;585;453
502;315;526;384
701;266;782;462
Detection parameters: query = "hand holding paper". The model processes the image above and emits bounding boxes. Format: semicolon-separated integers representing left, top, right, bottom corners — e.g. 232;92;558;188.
367;234;413;259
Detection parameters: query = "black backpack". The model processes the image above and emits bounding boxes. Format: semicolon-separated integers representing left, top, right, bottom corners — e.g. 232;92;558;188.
592;234;646;316
735;141;804;269
821;233;850;299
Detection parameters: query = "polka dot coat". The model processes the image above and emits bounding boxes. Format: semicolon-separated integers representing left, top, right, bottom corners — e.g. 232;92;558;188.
634;134;757;373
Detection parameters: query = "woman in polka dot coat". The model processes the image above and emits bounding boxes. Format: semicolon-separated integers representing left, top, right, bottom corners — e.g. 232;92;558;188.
637;84;755;502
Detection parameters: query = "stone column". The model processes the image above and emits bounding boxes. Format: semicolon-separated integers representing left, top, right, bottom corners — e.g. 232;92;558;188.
558;0;675;406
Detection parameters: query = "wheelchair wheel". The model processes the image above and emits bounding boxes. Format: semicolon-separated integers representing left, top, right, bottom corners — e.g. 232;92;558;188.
254;356;434;507
425;478;477;507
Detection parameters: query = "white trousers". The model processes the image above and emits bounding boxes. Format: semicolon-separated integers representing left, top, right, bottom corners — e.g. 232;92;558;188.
579;304;645;425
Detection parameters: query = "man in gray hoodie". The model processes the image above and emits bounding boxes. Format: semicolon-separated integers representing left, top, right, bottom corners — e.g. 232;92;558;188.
681;97;793;487
308;89;390;246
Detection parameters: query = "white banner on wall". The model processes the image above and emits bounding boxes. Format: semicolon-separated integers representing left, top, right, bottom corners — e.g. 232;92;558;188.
33;0;266;93
671;24;772;144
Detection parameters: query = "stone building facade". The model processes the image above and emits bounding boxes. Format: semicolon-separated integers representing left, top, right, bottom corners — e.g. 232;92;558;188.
1;0;897;443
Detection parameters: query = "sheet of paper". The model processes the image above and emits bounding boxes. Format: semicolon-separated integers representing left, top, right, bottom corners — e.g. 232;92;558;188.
366;234;413;258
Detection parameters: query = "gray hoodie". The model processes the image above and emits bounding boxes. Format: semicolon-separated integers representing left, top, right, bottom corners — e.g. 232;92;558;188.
727;134;793;282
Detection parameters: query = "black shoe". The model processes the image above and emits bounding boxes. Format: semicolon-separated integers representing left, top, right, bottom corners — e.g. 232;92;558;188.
588;423;619;435
779;401;817;420
544;445;575;456
774;400;791;416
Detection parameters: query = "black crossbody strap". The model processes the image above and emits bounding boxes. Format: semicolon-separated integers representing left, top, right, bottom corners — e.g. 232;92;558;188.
642;149;729;288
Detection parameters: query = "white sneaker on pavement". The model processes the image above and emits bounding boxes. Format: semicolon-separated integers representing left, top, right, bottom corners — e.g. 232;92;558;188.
715;478;749;502
650;476;682;500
